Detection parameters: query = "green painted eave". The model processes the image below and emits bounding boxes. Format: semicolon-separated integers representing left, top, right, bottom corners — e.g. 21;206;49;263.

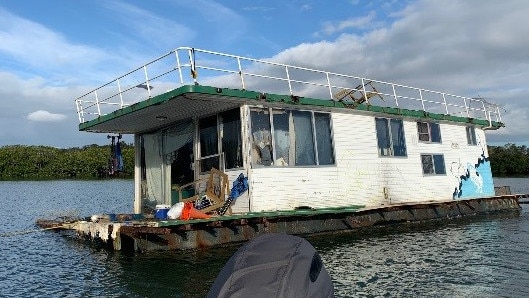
78;86;192;131
79;84;504;132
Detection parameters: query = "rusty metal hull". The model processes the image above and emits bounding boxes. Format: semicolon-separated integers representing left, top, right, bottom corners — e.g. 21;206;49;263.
51;195;525;252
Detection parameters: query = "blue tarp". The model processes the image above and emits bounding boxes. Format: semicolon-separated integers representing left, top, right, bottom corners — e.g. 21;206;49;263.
230;173;248;199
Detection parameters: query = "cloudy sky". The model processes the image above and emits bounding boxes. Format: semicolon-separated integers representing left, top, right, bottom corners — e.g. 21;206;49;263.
0;0;527;148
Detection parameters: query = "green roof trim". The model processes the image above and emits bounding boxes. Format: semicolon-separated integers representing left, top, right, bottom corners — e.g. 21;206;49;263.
79;84;504;131
78;86;194;131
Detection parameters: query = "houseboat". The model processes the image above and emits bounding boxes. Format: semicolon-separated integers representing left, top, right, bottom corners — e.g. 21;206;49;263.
45;47;523;251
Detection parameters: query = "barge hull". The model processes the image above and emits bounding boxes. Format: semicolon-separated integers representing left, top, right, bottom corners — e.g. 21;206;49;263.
60;195;524;252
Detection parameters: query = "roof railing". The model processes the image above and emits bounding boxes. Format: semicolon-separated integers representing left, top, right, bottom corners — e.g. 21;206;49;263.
75;47;503;125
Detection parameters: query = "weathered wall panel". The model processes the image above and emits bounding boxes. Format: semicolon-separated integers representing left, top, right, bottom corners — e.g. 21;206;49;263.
245;109;495;211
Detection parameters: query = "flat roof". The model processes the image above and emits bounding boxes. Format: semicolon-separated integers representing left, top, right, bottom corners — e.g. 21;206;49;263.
79;84;503;134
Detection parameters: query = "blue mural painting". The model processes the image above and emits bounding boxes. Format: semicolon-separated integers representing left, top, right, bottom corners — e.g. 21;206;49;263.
452;152;495;199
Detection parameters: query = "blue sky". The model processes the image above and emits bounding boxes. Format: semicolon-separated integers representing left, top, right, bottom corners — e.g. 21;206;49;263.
0;0;528;148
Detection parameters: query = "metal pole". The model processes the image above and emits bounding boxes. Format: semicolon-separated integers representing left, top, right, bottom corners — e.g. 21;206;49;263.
326;72;333;100
76;100;83;123
419;89;425;111
143;65;152;97
237;57;245;90
361;78;368;104
117;78;124;108
392;84;399;107
463;98;470;117
175;50;184;85
442;93;448;115
189;48;198;85
95;90;101;116
285;66;293;95
481;100;487;121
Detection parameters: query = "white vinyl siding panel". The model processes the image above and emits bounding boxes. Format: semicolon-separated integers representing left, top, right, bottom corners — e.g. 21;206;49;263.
246;109;491;211
249;167;339;211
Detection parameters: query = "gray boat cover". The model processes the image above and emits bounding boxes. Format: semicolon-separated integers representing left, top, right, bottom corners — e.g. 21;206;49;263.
207;234;334;298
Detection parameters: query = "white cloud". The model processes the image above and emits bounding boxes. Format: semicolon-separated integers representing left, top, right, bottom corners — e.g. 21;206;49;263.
269;0;529;143
243;6;275;12
27;110;67;122
1;0;528;147
102;1;195;49
0;8;111;77
316;11;377;36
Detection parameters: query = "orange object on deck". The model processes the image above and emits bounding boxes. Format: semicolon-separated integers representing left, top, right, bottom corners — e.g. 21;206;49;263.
180;202;211;220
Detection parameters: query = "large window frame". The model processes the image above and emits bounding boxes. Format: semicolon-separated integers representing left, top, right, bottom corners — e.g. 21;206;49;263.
421;154;446;175
250;107;335;167
375;117;407;157
466;126;477;145
417;122;441;143
198;108;243;173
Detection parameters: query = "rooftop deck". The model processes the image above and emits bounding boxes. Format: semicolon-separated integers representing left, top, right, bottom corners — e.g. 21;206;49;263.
75;47;503;128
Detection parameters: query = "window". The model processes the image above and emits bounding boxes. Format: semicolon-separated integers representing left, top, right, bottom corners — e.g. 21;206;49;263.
314;113;335;165
421;154;446;175
376;118;407;157
466;126;477;145
220;110;242;169
251;108;334;167
251;108;273;166
199;109;243;172
199;115;219;172
293;110;316;165
417;122;441;143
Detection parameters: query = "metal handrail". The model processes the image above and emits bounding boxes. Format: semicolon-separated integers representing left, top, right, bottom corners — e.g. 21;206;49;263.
75;47;503;125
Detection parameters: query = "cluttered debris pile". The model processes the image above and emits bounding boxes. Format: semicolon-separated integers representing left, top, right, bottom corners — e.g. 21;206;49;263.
35;169;249;246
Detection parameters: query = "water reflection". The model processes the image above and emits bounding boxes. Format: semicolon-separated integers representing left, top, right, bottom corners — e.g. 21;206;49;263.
310;211;529;297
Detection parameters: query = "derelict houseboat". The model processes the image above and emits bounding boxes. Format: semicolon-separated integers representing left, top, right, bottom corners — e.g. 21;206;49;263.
43;47;523;251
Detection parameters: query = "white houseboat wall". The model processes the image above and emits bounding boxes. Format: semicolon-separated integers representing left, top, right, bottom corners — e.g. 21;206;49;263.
134;95;496;216
73;47;503;217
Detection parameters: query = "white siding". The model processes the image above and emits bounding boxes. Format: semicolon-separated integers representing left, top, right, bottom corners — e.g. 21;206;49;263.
247;110;492;211
250;166;340;211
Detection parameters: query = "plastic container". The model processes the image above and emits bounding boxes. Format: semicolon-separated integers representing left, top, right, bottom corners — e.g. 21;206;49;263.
155;204;171;219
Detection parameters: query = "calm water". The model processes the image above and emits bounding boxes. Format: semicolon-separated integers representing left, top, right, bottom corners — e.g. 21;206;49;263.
1;178;529;297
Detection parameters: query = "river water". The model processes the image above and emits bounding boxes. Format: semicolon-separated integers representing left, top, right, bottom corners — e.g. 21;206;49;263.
0;178;528;297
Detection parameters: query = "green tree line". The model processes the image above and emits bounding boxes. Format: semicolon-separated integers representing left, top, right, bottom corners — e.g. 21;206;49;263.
0;143;526;179
0;143;134;180
488;143;529;177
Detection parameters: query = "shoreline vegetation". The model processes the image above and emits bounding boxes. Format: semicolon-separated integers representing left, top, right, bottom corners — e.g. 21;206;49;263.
0;143;526;180
0;143;134;180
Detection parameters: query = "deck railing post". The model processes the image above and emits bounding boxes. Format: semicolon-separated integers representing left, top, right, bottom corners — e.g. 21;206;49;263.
94;90;101;116
143;65;152;97
442;93;449;115
174;50;184;85
326;72;333;100
392;84;399;107
117;78;124;108
76;100;84;123
419;89;425;111
361;78;367;103
285;66;293;95
237;57;246;90
188;48;198;85
481;100;487;121
463;98;470;117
